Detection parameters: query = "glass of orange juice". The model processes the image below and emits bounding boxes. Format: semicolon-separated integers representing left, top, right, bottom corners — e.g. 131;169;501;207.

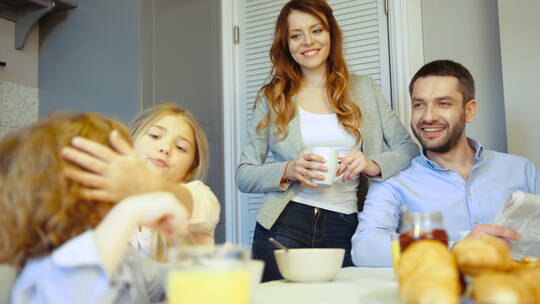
167;244;250;304
391;232;400;273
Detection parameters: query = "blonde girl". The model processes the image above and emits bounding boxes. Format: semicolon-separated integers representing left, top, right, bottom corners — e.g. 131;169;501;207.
63;104;220;261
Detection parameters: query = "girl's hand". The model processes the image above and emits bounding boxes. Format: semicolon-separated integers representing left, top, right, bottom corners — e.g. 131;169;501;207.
62;130;164;202
121;192;189;237
284;152;328;187
337;150;381;182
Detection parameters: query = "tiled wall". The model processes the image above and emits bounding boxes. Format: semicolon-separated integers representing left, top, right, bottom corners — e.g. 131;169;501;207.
0;80;39;139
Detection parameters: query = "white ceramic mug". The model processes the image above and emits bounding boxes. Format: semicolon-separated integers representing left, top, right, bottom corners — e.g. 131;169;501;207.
309;147;339;186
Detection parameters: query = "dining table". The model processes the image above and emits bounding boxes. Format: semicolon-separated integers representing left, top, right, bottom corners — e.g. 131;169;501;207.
251;267;400;304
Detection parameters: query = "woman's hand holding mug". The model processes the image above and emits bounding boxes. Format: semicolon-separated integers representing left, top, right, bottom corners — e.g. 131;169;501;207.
284;151;329;187
337;150;381;182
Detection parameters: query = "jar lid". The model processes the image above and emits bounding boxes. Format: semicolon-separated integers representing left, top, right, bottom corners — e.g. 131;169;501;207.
402;211;443;224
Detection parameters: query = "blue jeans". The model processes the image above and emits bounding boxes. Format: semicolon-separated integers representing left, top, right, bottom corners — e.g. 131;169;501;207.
251;201;358;282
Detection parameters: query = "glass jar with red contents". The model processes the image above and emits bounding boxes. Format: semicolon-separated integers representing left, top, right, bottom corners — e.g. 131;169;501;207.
399;212;448;253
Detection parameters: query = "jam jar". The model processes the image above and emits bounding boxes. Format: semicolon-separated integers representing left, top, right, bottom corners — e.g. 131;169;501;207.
399;211;449;252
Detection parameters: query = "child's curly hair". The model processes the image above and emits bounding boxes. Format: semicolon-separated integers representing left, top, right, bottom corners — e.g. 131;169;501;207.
0;112;131;270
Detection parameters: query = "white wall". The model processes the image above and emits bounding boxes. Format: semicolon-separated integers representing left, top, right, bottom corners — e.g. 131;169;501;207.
420;0;507;152
498;0;540;168
0;19;38;87
0;20;39;140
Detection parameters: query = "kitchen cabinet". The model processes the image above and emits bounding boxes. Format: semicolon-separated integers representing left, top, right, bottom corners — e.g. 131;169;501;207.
0;0;76;49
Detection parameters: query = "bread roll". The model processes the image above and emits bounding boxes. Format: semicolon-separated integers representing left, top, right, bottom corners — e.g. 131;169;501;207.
398;240;460;304
513;267;540;302
510;256;540;272
451;236;511;276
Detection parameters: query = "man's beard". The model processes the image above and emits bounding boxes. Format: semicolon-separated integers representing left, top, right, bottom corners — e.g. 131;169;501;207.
412;115;466;153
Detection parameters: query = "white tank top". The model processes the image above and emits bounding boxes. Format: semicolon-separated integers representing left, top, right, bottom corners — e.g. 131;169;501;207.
291;107;360;214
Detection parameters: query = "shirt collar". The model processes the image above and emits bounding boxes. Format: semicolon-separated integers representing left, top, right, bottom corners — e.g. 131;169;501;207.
469;138;484;161
418;137;484;171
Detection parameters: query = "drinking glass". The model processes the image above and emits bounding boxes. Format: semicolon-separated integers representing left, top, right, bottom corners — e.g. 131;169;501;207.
167;244;250;304
390;232;400;273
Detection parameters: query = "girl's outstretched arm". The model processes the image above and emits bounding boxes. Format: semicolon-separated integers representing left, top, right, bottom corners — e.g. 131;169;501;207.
93;191;188;276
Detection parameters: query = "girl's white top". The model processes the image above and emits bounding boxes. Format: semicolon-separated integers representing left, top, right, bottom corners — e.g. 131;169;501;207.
131;180;220;258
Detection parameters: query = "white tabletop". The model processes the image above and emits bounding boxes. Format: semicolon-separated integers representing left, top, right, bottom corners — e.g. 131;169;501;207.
252;267;400;304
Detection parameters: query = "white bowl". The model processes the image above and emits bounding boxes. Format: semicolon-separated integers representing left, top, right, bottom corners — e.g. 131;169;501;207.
274;248;345;282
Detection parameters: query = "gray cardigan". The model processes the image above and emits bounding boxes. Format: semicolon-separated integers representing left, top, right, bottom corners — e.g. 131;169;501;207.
235;74;419;229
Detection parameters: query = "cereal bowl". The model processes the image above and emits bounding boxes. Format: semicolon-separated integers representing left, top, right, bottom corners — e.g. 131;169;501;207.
274;248;344;282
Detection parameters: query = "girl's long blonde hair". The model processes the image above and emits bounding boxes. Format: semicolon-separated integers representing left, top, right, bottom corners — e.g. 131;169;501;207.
256;0;362;143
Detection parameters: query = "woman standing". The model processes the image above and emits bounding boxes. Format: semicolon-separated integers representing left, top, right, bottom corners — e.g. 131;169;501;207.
235;0;418;281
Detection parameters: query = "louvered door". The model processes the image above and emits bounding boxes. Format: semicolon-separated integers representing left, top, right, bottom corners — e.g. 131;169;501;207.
236;0;391;245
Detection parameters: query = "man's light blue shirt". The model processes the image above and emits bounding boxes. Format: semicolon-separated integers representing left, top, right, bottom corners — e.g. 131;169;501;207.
351;139;540;267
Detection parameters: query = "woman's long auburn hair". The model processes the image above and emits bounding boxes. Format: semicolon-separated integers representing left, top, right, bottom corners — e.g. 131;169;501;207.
256;0;362;143
0;112;132;270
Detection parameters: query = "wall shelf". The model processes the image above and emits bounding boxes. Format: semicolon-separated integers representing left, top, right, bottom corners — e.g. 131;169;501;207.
0;0;76;50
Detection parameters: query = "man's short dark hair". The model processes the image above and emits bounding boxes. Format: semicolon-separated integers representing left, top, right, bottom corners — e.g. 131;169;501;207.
409;59;475;103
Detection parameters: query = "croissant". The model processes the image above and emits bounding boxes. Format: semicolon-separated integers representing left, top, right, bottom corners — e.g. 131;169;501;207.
451;236;511;276
472;271;538;304
397;240;460;304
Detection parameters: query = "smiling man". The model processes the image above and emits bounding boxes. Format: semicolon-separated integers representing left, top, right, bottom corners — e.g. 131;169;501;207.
351;60;540;267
